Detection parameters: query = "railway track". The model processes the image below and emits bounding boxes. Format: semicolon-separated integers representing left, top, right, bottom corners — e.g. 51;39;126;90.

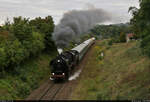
26;42;96;100
27;80;65;100
41;83;64;100
39;83;55;100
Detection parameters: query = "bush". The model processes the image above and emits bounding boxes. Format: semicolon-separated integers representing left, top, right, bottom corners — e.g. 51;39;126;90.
108;39;113;45
0;16;57;99
27;76;39;90
0;47;7;70
30;32;45;56
119;32;126;42
12;17;32;42
140;29;150;57
15;81;30;98
130;0;150;58
0;17;47;72
98;51;104;61
0;46;7;78
29;16;56;51
96;90;110;100
6;40;26;67
110;38;120;43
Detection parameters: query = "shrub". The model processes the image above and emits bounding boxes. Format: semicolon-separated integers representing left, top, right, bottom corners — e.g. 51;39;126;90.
119;32;126;42
15;82;30;98
0;16;57;78
97;51;104;61
108;39;113;46
27;77;38;89
140;30;150;57
96;91;110;100
0;17;47;72
6;40;26;67
0;47;7;70
30;32;45;56
12;17;32;43
110;38;120;43
29;16;56;51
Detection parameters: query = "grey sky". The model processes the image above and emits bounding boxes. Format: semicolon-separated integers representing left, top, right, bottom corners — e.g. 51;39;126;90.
0;0;139;25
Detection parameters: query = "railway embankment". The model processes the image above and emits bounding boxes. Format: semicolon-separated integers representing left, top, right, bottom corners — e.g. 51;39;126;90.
26;39;96;100
71;40;150;100
0;52;57;100
1;40;150;100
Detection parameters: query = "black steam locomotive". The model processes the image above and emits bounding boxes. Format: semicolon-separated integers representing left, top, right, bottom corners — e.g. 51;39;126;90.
50;50;79;80
50;37;95;81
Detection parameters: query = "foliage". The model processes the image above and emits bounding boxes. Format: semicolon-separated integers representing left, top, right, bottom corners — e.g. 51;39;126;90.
0;47;7;70
90;23;131;40
0;16;56;74
71;41;150;100
108;40;113;46
119;32;126;42
0;16;57;99
0;15;57;99
0;53;57;99
140;28;150;56
129;0;150;57
5;40;26;68
109;38;120;44
29;16;56;51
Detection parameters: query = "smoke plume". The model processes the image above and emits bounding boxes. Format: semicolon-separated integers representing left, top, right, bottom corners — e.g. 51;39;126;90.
52;8;111;48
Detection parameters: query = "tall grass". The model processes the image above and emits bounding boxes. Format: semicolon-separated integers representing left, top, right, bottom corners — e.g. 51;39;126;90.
71;40;150;100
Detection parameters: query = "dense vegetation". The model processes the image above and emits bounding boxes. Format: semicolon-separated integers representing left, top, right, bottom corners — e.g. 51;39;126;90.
0;16;57;77
129;0;150;57
71;40;150;100
0;16;58;99
90;23;132;43
63;23;132;51
0;53;57;99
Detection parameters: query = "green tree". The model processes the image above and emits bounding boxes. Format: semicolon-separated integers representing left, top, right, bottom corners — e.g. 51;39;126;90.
30;32;45;56
29;16;56;51
0;47;7;71
0;16;46;71
5;40;26;68
12;17;32;42
90;23;131;41
129;0;150;56
0;15;56;73
119;32;126;42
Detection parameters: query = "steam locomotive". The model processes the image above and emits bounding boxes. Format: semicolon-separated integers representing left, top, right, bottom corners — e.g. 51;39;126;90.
50;37;95;81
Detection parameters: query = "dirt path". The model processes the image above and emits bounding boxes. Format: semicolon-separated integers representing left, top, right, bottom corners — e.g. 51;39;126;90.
26;41;96;100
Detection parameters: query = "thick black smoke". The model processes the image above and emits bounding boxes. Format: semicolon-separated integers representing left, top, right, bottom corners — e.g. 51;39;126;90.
52;8;111;48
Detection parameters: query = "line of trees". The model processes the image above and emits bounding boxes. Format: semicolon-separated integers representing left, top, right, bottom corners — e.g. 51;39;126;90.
0;16;56;74
90;23;132;43
129;0;150;57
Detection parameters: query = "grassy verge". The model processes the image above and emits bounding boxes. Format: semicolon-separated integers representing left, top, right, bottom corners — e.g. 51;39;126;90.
0;52;57;100
71;40;150;100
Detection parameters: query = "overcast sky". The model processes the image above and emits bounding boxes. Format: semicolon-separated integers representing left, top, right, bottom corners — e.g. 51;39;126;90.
0;0;139;25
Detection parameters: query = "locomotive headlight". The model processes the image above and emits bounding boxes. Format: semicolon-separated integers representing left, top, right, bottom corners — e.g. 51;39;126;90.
62;73;65;75
52;73;55;75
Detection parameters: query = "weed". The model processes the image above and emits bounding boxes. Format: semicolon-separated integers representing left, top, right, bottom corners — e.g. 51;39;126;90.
71;40;150;100
0;52;57;99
